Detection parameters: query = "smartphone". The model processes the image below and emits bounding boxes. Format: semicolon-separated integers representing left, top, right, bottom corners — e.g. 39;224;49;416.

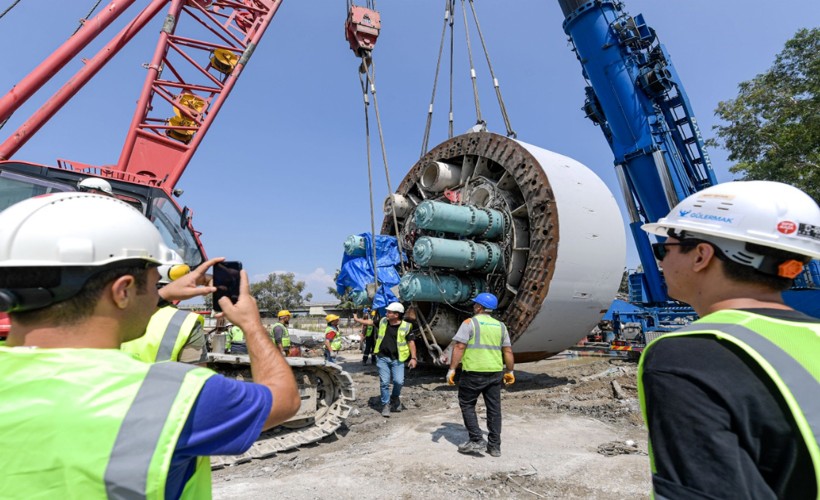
212;261;242;312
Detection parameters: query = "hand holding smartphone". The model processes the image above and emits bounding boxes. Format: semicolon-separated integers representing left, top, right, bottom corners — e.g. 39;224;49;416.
212;261;242;312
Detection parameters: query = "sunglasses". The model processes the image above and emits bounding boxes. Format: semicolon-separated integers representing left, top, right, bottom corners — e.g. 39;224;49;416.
651;241;700;260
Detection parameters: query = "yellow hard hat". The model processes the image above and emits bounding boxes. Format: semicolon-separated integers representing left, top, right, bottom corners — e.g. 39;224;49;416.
277;310;291;317
326;314;340;322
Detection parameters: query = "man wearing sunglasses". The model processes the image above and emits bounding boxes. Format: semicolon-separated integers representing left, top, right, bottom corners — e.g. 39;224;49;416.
637;181;820;499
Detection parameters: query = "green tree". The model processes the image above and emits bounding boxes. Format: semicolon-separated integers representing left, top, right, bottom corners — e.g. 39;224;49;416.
707;28;819;203
327;269;356;314
250;272;313;316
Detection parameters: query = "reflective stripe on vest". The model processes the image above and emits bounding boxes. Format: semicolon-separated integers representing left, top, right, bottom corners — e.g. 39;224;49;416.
462;314;505;372
121;307;203;363
273;322;290;347
105;362;201;498
637;311;820;488
374;319;412;362
0;348;214;499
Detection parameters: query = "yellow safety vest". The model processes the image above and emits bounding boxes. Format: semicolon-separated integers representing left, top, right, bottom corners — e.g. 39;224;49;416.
326;326;342;351
272;322;291;348
374;318;412;362
121;306;204;362
0;347;215;499
638;309;820;492
461;314;506;372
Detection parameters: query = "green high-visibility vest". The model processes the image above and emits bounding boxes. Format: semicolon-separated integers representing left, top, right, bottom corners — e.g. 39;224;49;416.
230;325;245;343
326;326;342;351
638;309;820;491
374;318;412;362
461;314;506;372
272;322;291;348
0;347;215;499
121;306;204;362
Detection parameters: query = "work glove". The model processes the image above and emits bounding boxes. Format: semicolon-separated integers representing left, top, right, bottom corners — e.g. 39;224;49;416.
503;371;515;386
446;369;456;386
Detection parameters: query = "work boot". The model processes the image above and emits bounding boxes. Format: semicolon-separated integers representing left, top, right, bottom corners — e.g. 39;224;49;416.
390;397;402;413
457;440;486;454
362;357;368;365
486;447;501;458
381;404;391;418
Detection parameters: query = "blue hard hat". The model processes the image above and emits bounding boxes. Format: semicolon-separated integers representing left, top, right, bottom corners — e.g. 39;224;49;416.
473;292;498;310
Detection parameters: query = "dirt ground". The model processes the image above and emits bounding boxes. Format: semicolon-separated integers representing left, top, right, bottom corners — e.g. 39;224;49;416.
212;351;652;499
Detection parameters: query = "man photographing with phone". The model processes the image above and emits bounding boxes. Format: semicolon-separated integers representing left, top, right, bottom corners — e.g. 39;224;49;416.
0;193;300;499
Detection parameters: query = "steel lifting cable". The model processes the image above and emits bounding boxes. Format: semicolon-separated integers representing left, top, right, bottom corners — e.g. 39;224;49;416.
361;57;407;274
0;0;22;21
356;58;380;293
467;0;516;138
447;0;455;139
459;0;485;129
73;0;103;36
420;0;455;158
470;0;516;139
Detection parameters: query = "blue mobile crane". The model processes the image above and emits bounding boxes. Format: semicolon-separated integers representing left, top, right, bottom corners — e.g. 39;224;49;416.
558;0;820;342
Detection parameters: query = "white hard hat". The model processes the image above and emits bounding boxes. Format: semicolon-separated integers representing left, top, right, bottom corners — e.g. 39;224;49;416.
642;181;820;261
0;192;178;267
385;302;405;313
77;177;113;196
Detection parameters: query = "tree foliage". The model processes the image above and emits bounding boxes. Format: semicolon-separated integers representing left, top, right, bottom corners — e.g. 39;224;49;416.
707;28;819;203
250;272;312;316
327;269;356;312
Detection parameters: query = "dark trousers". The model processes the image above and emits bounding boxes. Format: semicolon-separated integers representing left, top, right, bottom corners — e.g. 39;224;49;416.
362;335;376;359
458;371;503;450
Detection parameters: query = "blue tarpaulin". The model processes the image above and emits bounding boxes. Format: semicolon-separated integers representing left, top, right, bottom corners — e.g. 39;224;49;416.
336;233;403;312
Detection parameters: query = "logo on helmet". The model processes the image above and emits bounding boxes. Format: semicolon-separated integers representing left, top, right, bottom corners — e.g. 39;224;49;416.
776;221;797;235
681;211;734;224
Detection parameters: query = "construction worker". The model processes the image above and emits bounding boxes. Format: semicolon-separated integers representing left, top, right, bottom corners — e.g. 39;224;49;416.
272;310;292;356
352;307;379;365
324;314;342;362
637;181;820;499
367;302;417;417
228;324;246;354
447;292;514;457
0;193;300;498
77;176;114;196
121;257;222;364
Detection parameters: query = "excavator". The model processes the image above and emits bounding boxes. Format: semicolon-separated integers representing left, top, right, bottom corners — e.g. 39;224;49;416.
0;0;353;467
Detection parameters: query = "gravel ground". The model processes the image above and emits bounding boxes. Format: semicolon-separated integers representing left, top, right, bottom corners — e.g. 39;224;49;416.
212;351;652;499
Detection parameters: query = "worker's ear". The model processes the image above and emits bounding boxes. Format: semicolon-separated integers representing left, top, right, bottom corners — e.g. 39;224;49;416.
110;275;137;309
691;243;717;273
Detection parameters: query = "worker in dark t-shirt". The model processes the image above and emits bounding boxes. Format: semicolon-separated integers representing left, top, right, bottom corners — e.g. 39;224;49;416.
357;302;417;417
637;181;820;499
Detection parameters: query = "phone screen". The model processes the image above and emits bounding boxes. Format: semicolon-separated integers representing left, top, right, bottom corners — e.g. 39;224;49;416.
212;261;242;312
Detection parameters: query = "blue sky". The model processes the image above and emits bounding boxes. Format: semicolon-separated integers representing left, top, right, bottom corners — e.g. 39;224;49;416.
1;1;818;302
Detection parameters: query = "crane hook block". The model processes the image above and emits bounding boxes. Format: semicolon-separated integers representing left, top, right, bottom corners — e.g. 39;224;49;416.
344;6;381;56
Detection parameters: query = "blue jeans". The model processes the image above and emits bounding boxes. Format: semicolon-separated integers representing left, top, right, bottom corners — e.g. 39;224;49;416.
324;348;335;362
376;356;405;406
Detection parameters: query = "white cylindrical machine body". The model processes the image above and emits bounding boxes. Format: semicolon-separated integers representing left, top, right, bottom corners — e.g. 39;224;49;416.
510;139;625;356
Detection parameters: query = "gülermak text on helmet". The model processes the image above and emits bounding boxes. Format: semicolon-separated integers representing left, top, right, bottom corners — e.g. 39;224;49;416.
642;181;820;274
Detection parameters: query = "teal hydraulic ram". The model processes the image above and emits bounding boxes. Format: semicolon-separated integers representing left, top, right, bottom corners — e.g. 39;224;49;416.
344;234;367;257
414;200;505;239
398;272;485;303
413;236;502;271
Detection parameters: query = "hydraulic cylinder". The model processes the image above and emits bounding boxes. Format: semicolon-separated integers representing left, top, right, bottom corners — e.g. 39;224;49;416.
413;236;502;272
398;272;484;303
343;234;367;257
414;200;505;239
